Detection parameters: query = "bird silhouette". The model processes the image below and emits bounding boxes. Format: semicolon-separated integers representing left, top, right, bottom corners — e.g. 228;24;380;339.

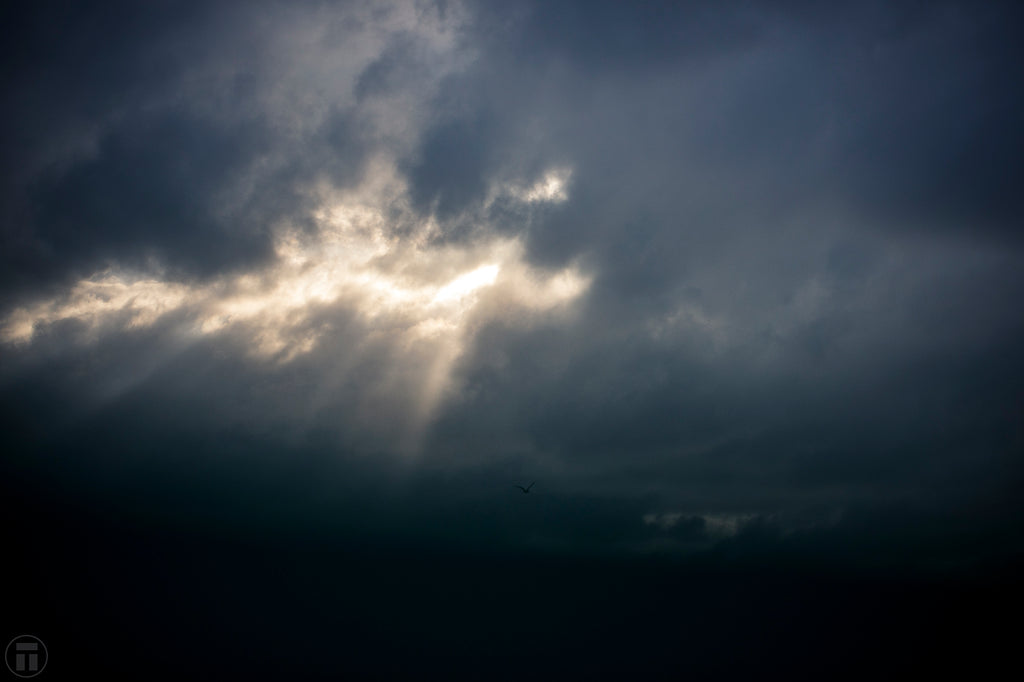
515;481;535;494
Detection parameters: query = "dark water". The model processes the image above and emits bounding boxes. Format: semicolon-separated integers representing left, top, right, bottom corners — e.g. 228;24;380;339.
7;489;1019;681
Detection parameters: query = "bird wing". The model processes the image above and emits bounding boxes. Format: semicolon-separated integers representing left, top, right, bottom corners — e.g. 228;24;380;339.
526;481;536;491
515;485;527;492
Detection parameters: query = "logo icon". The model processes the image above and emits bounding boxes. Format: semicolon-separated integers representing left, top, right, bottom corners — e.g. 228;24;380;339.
4;636;47;678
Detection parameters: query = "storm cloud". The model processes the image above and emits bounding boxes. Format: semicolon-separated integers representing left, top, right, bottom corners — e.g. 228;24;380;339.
3;1;1022;678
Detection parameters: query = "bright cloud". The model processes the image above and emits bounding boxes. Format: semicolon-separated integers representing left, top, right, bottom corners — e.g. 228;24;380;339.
643;511;754;538
2;159;589;442
488;168;573;206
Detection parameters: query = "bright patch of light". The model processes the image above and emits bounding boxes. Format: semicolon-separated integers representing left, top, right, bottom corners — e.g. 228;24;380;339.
490;168;573;206
1;161;590;440
2;275;191;344
432;264;499;304
521;168;571;203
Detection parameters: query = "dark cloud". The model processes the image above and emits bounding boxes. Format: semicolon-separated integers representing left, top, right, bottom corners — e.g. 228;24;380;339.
0;0;381;296
407;113;496;218
3;0;1023;678
28;113;273;279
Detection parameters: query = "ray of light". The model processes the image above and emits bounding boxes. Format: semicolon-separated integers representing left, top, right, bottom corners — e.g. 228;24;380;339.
2;163;590;446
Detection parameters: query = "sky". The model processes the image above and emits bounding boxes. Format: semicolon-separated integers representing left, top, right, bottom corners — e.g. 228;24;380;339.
2;1;1023;679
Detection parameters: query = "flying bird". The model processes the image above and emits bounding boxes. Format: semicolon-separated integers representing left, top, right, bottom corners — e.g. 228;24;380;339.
515;481;535;494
